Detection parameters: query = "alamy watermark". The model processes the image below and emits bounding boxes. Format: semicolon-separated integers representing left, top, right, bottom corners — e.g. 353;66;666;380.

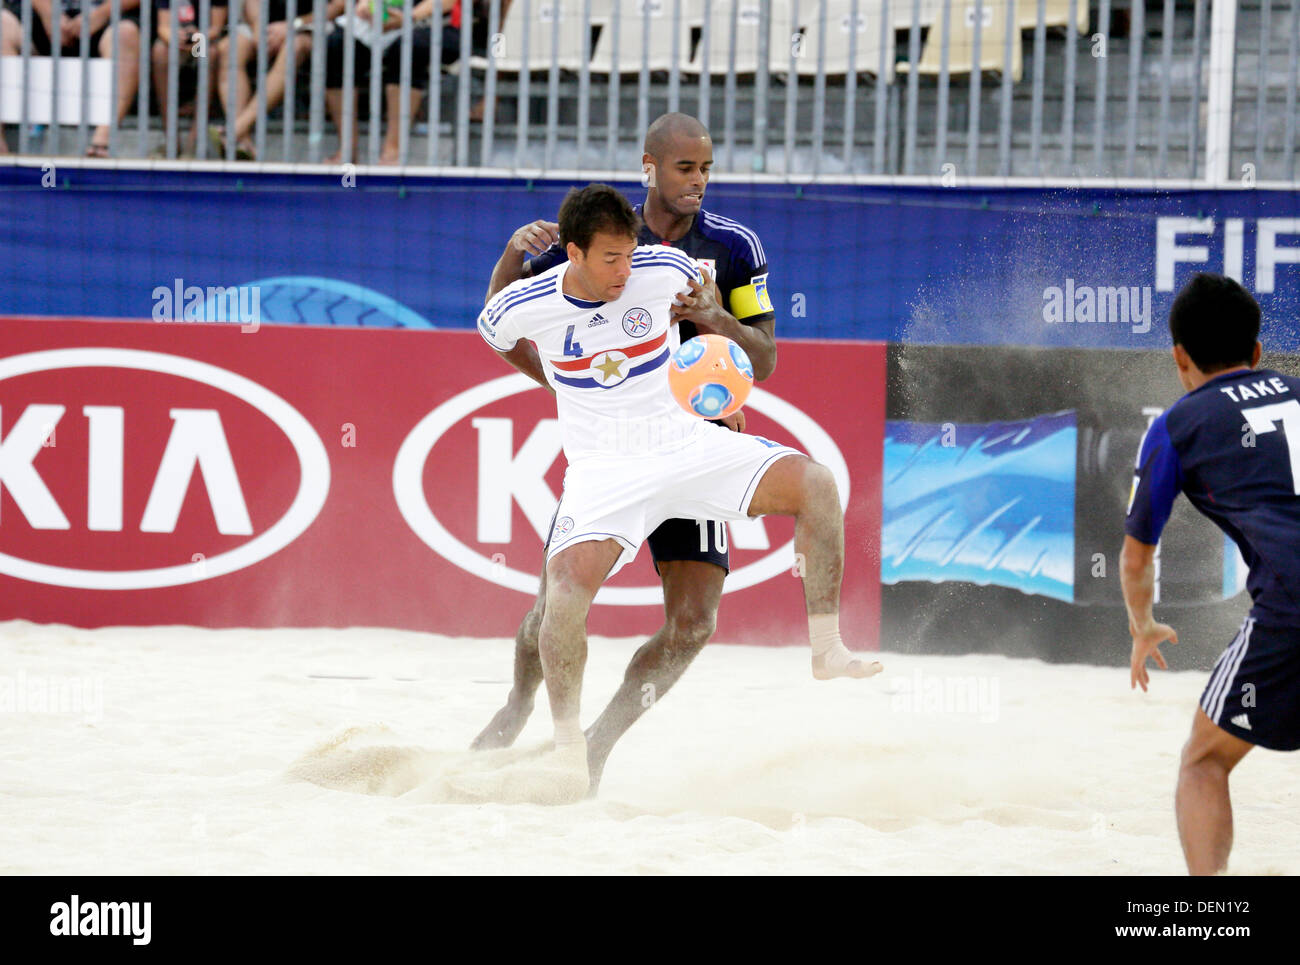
1042;279;1152;334
49;895;150;945
151;278;261;332
888;670;1000;723
0;671;103;722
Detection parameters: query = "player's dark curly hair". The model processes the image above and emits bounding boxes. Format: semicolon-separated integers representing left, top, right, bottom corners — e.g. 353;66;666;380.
1168;273;1261;373
558;184;638;254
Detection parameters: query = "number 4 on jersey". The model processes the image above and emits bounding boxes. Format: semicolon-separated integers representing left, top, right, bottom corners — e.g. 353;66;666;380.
563;325;584;358
1242;399;1300;494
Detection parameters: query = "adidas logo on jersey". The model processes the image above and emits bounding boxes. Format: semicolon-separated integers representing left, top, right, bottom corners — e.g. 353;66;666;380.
1231;713;1252;730
587;313;609;328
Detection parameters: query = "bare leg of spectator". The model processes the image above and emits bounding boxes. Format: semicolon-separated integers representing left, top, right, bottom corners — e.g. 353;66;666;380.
380;83;422;164
470;0;509;122
150;41;169;121
230;32;313;153
324;88;355;164
0;7;20;153
214;30;255;150
88;19;141;156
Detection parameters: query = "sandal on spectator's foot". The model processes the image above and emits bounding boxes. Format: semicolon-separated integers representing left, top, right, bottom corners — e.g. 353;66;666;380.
210;124;256;161
85;141;109;158
209;124;230;157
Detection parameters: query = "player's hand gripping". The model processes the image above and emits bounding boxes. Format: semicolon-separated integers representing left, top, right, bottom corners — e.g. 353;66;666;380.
1129;619;1180;692
670;269;727;330
510;220;560;257
717;409;746;432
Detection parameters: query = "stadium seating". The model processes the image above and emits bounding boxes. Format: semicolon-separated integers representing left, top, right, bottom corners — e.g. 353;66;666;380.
889;0;945;30
691;1;768;75
1019;0;1090;33
588;0;695;74
688;0;894;79
0;56;114;126
897;1;1024;82
485;0;594;73
775;1;897;81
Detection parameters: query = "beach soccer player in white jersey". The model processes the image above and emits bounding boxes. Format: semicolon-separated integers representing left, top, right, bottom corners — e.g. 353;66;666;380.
472;112;785;794
476;184;881;803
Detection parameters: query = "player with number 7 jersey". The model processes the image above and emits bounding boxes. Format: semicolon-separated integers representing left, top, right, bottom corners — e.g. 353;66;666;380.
1123;273;1300;875
1127;364;1300;633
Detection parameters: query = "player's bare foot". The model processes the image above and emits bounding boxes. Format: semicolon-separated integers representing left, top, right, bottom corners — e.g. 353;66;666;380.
811;643;883;680
470;698;533;751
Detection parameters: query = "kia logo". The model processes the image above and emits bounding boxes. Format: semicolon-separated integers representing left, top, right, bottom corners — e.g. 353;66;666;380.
0;348;329;589
393;373;849;606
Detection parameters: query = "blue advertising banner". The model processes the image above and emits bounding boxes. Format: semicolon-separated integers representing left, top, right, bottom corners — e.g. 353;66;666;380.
883;413;1077;603
881;343;1259;667
2;167;1299;349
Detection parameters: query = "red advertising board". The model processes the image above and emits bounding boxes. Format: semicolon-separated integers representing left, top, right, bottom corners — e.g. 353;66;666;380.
0;318;883;648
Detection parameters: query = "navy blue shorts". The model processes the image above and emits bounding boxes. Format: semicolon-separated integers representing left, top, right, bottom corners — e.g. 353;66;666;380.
1200;617;1300;751
646;516;729;574
542;510;729;573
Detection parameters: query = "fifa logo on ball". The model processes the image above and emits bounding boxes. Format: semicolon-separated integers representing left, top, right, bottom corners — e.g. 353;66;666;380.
668;334;754;419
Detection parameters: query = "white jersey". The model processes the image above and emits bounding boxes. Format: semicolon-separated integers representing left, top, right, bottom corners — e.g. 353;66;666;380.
478;245;707;462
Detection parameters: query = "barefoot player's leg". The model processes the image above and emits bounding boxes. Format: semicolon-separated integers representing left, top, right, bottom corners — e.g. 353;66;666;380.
1177;708;1253;875
470;568;547;750
584;558;724;791
532;537;624;796
747;453;882;679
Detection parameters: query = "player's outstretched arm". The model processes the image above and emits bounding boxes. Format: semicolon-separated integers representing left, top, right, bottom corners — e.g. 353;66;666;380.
486;220;561;302
670;276;777;381
494;342;554;394
1120;535;1180;691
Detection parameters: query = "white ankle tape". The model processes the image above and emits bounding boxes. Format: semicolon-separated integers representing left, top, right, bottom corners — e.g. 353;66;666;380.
554;719;584;746
808;613;842;655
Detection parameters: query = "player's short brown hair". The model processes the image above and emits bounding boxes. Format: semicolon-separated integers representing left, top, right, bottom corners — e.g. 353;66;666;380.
558;184;638;254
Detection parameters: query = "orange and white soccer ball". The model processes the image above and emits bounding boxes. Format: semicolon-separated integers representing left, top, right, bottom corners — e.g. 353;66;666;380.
667;334;754;419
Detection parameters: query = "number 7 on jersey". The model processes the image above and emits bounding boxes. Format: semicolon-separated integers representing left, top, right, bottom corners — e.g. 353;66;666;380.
1242;399;1300;494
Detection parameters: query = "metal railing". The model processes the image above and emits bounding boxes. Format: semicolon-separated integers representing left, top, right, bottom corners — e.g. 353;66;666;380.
0;0;1295;182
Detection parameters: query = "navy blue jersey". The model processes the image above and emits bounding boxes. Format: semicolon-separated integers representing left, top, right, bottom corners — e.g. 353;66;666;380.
525;203;773;342
1126;368;1300;626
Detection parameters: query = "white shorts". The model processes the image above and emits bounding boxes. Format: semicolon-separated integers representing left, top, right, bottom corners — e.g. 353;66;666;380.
545;424;803;577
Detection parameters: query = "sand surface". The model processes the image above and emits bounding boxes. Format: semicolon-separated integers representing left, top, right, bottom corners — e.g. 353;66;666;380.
1;620;1295;875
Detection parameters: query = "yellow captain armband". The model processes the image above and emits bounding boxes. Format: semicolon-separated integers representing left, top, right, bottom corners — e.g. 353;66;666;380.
728;273;774;321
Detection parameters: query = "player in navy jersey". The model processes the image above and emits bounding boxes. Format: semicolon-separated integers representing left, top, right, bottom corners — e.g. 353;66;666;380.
471;115;814;794
488;113;776;375
1123;272;1300;874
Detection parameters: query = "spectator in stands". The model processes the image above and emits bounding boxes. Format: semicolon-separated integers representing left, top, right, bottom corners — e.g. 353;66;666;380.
210;0;346;160
323;0;460;164
0;7;17;152
0;0;142;156
468;0;499;122
150;0;229;156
